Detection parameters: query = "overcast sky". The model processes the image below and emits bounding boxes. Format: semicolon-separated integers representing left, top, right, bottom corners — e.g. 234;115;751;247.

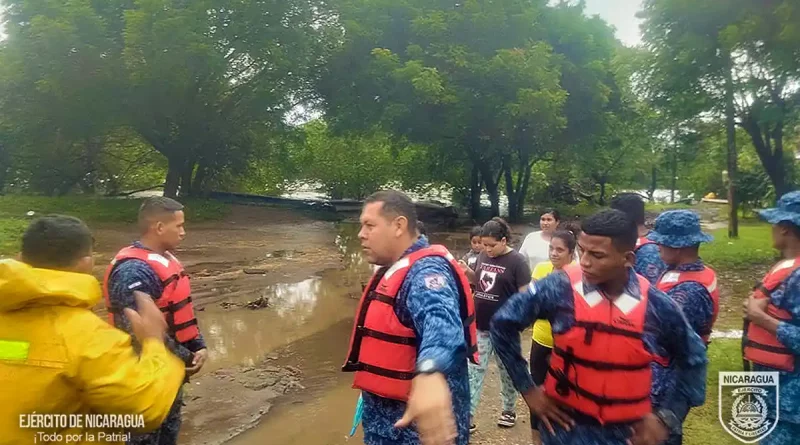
583;0;644;46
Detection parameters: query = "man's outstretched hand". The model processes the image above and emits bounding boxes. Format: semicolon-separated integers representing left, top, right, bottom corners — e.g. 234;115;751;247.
395;373;457;445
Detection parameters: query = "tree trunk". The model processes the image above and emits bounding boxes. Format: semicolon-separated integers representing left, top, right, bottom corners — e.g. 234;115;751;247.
478;163;501;217
599;179;607;206
503;162;518;222
671;126;679;204
469;163;481;220
164;157;182;198
648;165;657;203
724;57;739;238
192;161;210;195
179;159;196;197
741;115;788;200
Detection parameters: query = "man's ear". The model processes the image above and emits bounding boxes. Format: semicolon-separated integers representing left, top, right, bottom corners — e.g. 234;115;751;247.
393;216;408;236
624;250;636;269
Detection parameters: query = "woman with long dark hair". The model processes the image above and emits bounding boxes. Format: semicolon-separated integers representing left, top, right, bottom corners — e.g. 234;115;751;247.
460;217;531;433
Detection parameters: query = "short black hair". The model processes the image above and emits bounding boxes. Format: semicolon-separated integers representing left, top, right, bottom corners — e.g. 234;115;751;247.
364;190;418;233
542;208;561;222
469;225;482;239
610;193;646;226
581;209;637;252
138;196;184;232
21;215;93;269
481;217;512;241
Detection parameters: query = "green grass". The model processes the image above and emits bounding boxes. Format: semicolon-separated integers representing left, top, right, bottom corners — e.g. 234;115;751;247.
0;195;230;256
684;339;744;445
702;223;777;270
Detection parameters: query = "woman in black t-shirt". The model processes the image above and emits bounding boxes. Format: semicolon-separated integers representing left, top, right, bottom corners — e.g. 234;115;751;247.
459;217;531;432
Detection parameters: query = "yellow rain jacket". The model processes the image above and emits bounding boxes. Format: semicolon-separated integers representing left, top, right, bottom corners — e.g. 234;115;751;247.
0;259;185;445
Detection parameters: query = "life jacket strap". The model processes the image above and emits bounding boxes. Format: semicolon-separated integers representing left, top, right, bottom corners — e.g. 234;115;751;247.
552;345;650;371
546;367;650;406
342;362;415;380
357;326;418;346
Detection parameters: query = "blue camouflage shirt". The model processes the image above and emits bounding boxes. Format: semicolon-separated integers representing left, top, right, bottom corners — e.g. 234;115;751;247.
360;236;470;445
651;260;715;413
754;266;800;426
634;238;667;285
106;241;207;365
490;267;708;445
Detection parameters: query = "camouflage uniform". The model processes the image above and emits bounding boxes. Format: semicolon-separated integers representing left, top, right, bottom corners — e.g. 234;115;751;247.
107;242;206;445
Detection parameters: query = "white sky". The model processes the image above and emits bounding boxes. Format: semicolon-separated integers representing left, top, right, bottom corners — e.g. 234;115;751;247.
582;0;644;46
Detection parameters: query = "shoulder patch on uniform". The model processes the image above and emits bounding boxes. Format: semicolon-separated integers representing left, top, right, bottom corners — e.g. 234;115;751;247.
424;274;446;290
146;253;170;268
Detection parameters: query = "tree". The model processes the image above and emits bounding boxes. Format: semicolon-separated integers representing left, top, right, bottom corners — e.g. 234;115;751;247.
0;0;337;197
639;0;744;235
320;0;626;221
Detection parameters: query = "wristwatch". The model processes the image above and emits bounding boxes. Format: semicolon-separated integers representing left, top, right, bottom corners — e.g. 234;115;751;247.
416;359;441;375
654;408;681;435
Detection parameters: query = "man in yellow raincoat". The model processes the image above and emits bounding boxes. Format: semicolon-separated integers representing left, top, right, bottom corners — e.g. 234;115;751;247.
0;215;185;445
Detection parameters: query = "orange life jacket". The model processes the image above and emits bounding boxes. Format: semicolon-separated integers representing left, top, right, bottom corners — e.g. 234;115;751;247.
102;246;200;344
545;265;653;424
342;245;479;402
743;258;800;372
635;236;655;251
657;266;720;343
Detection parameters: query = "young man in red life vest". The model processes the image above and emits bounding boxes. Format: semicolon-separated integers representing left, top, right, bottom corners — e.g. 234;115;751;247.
646;209;718;445
103;197;208;445
490;209;708;445
742;190;800;445
610;193;666;285
342;190;479;445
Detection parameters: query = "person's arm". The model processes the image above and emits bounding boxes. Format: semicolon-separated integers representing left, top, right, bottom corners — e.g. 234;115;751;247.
667;282;714;340
646;286;708;425
490;272;567;394
747;269;800;355
108;261;195;365
65;311;185;431
514;253;533;293
404;258;466;374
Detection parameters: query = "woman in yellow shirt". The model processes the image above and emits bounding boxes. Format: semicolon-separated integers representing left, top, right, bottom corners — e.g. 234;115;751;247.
528;229;577;439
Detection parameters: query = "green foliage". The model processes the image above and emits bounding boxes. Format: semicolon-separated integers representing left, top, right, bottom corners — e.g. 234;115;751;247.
702;223;777;269
0;0;337;197
292;121;400;200
683;339;743;445
0;195;229;256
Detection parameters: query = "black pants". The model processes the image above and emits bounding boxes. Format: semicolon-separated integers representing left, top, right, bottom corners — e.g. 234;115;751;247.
528;341;552;430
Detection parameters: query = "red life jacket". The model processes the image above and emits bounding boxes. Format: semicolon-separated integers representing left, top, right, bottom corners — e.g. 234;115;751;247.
657;267;720;343
635;236;655;251
342;244;479;402
102;246;200;344
743;258;800;372
545;264;653;424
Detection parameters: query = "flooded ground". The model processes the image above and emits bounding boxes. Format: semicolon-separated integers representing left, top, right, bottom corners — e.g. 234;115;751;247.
88;204;764;445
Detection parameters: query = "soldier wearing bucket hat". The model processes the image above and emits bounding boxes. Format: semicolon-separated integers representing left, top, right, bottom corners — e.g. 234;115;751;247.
647;210;719;445
742;191;800;445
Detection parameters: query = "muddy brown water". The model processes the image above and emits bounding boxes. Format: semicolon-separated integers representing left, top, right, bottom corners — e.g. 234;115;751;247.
87;206;764;445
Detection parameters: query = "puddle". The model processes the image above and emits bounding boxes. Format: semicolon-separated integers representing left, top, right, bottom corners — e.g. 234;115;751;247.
195;223;368;372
